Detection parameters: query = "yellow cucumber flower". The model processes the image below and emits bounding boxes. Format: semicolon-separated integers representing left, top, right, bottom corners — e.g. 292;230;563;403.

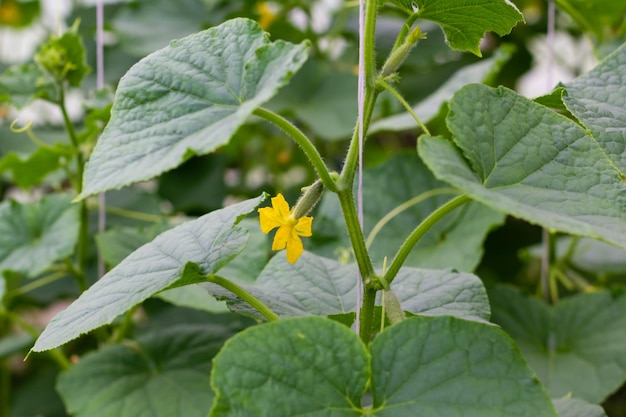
258;193;312;264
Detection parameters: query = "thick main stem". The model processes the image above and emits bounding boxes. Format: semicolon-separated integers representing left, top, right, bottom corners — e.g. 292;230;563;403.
359;287;377;343
338;191;375;281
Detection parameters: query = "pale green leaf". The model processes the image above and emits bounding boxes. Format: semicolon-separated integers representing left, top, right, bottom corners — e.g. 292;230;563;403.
209;316;557;417
414;0;524;56
79;18;308;198
0;63;55;107
0;194;79;277
553;398;607;417
555;0;626;41
490;285;626;403
562;42;626;174
370;45;513;133
32;195;265;352
313;153;504;272
58;325;222;417
0;144;74;189
208;251;490;322
418;84;626;250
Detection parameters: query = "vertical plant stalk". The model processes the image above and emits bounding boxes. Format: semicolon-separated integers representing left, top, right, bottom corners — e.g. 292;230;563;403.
96;0;107;279
59;86;88;292
541;0;556;301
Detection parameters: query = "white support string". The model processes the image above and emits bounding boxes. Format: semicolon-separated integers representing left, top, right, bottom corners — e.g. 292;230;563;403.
96;0;106;279
354;0;366;334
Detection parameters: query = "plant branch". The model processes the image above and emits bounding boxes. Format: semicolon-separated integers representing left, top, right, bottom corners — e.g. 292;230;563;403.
253;107;337;192
376;79;431;135
359;286;377;343
207;275;280;322
384;194;470;285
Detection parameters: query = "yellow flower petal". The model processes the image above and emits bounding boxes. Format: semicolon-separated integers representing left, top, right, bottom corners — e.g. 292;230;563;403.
271;194;291;219
285;232;304;264
258;206;282;233
294;216;313;237
272;224;290;250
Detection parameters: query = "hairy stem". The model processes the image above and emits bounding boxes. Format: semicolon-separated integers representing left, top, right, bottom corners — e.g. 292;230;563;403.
253;107;337;192
337;190;375;281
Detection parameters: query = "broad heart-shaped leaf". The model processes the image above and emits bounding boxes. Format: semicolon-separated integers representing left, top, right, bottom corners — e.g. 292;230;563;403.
562;42;626;174
57;325;223;417
553;398;607;417
418;84;626;250
312;153;504;272
208;251;490;322
0;193;79;277
370;44;514;133
411;0;524;56
32;195;265;352
210;316;557;417
489;285;626;403
79;18;309;198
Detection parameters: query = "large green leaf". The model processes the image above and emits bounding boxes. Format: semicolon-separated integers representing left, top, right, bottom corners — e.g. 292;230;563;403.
489;285;626;403
32;195;265;352
418;84;626;250
391;0;523;56
0;194;79;277
562;42;626;174
370;45;513;133
210;316;557;417
312;154;504;271
79;18;309;198
209;251;490;322
57;325;223;417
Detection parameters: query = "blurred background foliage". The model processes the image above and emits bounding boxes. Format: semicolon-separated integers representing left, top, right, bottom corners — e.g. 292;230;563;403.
0;0;625;416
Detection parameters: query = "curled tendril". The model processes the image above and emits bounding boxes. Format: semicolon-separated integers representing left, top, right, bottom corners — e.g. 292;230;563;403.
9;118;33;133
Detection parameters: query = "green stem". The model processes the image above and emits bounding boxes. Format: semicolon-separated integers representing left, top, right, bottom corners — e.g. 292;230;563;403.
100;205;165;223
376;79;431;135
359;286;377;344
59;83;90;286
337;191;375;281
207;275;280;322
366;187;457;249
12;270;67;296
384;195;470;285
253;107;337;192
392;13;420;51
339;89;378;188
64;258;88;292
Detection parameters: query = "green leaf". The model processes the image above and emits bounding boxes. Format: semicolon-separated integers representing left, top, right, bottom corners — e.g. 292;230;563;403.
553;398;607;417
489;285;626;403
95;224;172;268
313;153;504;272
210;316;557;417
0;63;55;107
210;317;368;417
562;42;626;174
209;251;490;322
32;195;265;352
0;194;79;277
57;325;223;417
413;0;524;56
0;143;74;189
370;45;514;133
370;316;555;416
79;18;309;198
418;84;626;250
35;21;90;87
